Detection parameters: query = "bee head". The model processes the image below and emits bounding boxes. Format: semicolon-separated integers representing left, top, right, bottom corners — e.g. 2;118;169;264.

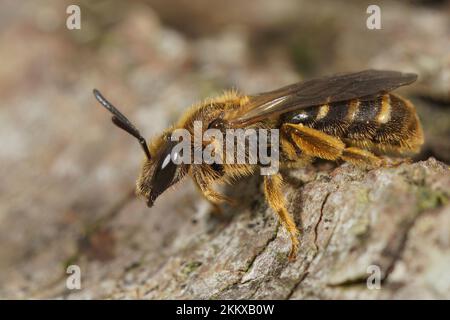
136;133;186;207
93;89;186;207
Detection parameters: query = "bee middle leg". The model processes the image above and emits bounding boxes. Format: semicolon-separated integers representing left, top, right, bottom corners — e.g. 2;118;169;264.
263;173;299;261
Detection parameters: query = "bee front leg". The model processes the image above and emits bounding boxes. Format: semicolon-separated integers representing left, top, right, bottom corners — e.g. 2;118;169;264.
192;174;234;215
263;173;299;261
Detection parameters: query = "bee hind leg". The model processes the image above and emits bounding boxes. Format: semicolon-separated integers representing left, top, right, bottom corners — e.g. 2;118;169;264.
282;124;385;168
263;173;299;261
282;123;345;160
341;147;413;168
341;147;383;168
380;156;412;168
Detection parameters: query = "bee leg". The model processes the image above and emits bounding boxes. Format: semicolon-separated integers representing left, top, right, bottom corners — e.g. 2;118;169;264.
203;188;235;207
282;123;345;160
341;147;383;167
263;173;299;261
193;180;224;214
193;176;234;207
380;157;412;167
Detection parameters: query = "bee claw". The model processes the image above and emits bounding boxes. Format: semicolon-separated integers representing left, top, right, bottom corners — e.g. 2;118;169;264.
288;245;298;262
288;235;300;261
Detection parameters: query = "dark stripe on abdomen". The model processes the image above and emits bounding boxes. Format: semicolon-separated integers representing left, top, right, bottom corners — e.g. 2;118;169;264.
372;94;410;145
344;96;382;140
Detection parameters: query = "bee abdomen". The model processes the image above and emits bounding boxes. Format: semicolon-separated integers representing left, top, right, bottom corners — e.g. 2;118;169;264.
283;93;423;154
370;94;423;152
344;94;423;153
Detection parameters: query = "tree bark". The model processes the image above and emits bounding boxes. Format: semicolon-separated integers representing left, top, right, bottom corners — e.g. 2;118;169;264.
23;158;447;299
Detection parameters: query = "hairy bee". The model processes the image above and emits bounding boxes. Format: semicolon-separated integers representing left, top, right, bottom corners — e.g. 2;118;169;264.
93;69;424;261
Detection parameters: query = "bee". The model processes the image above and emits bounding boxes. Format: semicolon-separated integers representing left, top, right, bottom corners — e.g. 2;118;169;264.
93;69;424;261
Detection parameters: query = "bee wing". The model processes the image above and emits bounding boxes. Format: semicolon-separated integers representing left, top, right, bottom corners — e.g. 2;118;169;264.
225;70;417;127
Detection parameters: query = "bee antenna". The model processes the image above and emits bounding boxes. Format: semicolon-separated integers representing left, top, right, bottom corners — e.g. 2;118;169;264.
93;89;152;160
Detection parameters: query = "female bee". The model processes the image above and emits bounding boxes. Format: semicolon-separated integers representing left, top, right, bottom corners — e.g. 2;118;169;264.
93;69;423;260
